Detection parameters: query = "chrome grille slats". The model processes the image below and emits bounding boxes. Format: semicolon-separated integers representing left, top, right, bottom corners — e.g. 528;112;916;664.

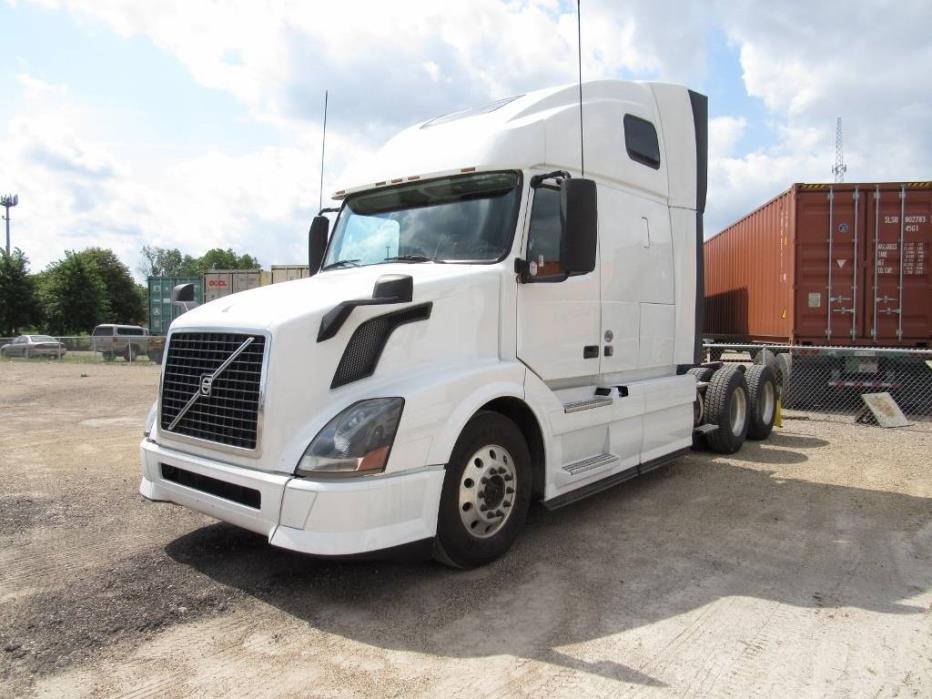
160;332;265;449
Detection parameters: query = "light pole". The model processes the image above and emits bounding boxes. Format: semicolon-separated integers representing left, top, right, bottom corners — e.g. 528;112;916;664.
1;194;18;256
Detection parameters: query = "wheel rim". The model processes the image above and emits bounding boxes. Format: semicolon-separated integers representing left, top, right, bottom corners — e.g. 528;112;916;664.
760;381;775;424
458;443;517;539
730;386;748;436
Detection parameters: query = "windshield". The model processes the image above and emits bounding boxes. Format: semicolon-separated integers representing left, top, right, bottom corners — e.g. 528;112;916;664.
323;171;520;269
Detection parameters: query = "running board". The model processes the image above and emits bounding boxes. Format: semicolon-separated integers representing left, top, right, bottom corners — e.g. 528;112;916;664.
543;448;691;511
563;397;613;413
562;452;618;477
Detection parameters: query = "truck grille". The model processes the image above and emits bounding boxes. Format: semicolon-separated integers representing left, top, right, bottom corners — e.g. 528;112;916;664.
160;332;266;449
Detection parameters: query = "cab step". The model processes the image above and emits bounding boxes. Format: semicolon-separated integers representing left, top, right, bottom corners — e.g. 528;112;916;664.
562;452;618;476
563;397;613;413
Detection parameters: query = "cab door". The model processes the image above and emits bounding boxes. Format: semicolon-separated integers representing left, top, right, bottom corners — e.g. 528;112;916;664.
516;185;601;382
599;185;675;374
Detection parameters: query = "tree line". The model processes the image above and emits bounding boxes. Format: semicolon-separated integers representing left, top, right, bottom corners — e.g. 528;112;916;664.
0;246;259;337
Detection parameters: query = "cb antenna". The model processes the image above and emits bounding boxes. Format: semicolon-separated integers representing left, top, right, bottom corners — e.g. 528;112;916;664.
576;0;584;176
319;90;329;211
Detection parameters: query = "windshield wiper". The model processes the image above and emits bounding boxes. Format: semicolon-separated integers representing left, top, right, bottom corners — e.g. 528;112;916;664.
381;255;444;264
322;259;361;270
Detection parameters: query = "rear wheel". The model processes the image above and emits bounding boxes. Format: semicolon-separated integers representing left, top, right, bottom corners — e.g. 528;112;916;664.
687;366;715;382
774;352;792;396
702;366;750;454
745;365;777;440
434;411;531;568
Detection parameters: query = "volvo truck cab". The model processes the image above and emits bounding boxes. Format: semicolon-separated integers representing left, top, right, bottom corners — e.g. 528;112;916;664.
140;80;774;567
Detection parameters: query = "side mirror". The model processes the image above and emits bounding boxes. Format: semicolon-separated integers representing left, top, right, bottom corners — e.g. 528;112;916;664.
171;283;199;311
308;215;330;276
559;178;598;275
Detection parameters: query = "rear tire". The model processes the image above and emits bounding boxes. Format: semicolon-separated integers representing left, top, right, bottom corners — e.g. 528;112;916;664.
687;366;715;382
745;365;777;440
774;352;792;396
702;366;750;454
434;411;532;568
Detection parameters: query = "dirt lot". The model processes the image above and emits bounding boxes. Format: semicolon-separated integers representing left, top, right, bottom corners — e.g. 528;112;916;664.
1;361;930;697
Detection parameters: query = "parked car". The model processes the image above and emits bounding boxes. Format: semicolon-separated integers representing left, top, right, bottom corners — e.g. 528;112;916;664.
0;335;67;358
91;324;161;362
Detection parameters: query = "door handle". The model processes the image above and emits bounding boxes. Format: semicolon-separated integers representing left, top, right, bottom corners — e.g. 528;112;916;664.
583;345;600;359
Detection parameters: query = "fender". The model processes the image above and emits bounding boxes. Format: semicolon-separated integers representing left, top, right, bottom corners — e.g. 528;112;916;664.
422;364;530;467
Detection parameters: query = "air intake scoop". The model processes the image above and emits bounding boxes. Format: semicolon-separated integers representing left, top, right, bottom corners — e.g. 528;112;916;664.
317;274;414;342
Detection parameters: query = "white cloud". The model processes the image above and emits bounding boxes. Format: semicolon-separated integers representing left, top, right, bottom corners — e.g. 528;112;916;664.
7;0;931;274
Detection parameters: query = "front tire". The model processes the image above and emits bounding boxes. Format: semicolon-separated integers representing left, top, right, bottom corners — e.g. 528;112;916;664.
434;411;532;568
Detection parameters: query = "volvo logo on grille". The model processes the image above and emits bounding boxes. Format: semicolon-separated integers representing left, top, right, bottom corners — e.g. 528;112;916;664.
166;336;255;432
199;374;214;397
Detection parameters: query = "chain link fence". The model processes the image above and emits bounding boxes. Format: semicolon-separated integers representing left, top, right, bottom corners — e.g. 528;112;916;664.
0;335;167;364
705;343;932;426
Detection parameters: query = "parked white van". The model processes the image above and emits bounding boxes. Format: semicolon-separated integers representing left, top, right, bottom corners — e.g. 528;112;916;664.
140;80;777;567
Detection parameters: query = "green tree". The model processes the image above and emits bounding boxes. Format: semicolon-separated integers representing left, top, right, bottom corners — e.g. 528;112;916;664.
193;248;260;272
139;245;190;277
40;252;111;335
139;245;259;278
76;248;146;325
0;249;41;336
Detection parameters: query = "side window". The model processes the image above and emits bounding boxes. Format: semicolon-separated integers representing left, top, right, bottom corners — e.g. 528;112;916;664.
624;114;661;169
14;336;25;344
119;328;145;336
525;187;562;277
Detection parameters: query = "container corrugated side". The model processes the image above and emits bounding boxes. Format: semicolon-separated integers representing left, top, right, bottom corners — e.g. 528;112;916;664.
704;188;794;343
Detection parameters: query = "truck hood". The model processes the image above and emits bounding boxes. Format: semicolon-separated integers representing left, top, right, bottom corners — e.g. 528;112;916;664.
173;262;491;332
160;262;505;474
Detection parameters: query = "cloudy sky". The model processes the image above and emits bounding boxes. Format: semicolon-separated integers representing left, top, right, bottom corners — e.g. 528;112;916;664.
1;0;929;277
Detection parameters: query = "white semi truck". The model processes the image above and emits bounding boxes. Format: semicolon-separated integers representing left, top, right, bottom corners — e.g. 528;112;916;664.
140;80;777;567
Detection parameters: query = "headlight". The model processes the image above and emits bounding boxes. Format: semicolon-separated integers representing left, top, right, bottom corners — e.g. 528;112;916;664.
295;398;404;478
144;401;158;438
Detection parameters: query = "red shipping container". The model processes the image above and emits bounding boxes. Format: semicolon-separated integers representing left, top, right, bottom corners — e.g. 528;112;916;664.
704;182;932;347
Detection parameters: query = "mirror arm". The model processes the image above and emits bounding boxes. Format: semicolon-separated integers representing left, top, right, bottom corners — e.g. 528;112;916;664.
530;170;571;188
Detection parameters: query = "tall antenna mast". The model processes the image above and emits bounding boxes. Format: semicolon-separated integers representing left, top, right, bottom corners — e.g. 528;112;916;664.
576;0;584;176
832;116;846;183
319;90;329;211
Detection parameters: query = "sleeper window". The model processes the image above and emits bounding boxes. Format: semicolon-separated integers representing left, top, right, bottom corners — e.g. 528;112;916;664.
624;114;661;169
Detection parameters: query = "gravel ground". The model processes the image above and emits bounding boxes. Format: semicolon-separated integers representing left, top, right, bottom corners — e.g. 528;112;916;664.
0;361;930;698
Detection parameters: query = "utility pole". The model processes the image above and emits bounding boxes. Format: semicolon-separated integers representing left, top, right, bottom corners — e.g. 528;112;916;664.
832;117;846;183
1;194;19;256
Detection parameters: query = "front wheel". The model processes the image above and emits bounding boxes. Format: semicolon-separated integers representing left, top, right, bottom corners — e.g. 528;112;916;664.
434;411;532;568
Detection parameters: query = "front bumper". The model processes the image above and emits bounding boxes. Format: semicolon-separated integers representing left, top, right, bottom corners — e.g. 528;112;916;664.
139;439;445;556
